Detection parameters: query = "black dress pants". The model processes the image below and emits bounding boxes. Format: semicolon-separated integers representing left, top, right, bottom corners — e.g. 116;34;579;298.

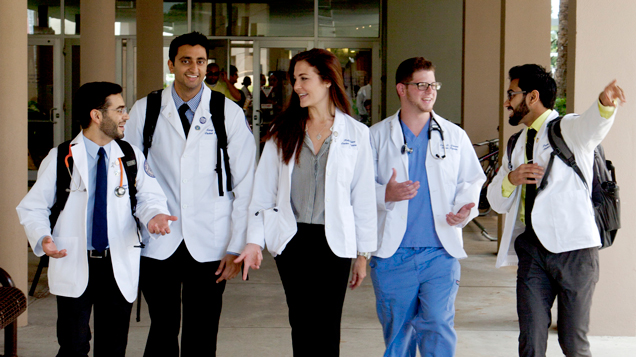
140;240;226;357
56;255;133;357
275;223;352;357
515;232;599;357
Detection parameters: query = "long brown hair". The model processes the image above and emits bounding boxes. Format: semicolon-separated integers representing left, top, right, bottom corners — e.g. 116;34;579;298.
264;49;351;164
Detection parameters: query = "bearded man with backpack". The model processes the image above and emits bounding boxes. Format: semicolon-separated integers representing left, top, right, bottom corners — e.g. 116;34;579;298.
17;82;175;356
487;64;625;357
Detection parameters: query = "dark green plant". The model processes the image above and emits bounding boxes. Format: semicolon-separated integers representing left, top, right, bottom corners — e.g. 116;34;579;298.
554;97;566;116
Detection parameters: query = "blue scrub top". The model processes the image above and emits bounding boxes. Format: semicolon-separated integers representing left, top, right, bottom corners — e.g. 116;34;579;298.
399;119;443;248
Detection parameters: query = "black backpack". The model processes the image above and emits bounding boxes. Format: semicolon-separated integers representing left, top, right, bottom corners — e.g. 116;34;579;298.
143;89;232;196
51;139;142;244
506;118;620;248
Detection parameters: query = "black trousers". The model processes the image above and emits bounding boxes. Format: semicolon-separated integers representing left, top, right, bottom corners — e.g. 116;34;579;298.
275;223;352;357
140;241;226;357
56;255;133;357
515;232;599;357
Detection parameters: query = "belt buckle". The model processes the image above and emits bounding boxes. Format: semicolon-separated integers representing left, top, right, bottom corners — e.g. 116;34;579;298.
88;249;109;258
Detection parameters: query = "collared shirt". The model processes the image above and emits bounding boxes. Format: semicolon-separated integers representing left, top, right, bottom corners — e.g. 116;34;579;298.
83;136;112;250
502;101;617;223
399;119;442;248
291;134;332;225
172;83;204;124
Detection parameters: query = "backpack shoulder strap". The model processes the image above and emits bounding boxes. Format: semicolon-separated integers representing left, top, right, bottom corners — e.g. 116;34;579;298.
506;129;524;171
143;89;163;158
51;140;74;228
210;90;232;196
115;139;138;218
546;117;587;187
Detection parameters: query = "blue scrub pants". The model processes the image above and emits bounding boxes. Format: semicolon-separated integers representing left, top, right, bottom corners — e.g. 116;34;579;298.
370;247;460;357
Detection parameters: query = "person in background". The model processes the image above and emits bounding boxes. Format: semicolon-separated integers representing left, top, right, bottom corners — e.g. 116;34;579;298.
236;48;377;356
205;62;242;102
357;76;372;122
240;76;253;118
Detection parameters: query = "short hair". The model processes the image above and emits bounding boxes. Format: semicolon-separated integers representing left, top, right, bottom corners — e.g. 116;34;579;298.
169;32;209;64
395;57;436;84
230;65;238;76
74;82;122;129
508;64;556;109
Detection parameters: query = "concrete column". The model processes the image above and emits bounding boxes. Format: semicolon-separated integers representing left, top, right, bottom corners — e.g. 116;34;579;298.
0;0;29;325
386;0;463;122
80;0;116;84
463;0;502;149
570;0;636;336
137;0;164;97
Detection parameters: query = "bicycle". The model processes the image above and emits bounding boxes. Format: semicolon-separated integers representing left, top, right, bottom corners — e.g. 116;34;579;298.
472;138;499;241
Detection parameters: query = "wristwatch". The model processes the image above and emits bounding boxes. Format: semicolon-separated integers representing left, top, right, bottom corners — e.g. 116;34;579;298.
357;252;371;260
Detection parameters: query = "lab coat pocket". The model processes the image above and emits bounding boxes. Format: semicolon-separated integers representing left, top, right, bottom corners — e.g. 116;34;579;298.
262;207;279;248
48;236;81;289
199;137;217;174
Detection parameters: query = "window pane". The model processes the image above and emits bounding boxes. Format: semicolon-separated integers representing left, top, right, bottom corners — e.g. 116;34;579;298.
64;0;79;35
165;1;188;36
319;0;379;38
116;0;137;35
192;1;314;37
28;0;62;35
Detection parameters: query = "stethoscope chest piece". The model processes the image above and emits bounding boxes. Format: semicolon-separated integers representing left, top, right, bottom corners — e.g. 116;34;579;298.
115;186;127;197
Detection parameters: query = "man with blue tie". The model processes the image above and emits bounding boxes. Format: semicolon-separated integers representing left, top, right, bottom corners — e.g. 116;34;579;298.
17;82;176;356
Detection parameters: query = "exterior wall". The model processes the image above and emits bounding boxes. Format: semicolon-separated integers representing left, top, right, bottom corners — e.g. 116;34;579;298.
571;0;636;336
500;0;552;143
386;0;463;123
0;0;29;326
463;0;501;153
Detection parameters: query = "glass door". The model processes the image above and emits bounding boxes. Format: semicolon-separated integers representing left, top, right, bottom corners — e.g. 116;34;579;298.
28;38;64;182
252;40;308;158
319;41;380;125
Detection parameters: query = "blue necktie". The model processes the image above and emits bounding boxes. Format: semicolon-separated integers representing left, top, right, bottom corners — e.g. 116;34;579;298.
92;147;108;252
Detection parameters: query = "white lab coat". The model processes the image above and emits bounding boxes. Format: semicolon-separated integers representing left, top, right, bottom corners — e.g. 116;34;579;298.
246;109;377;257
370;110;485;259
487;103;615;268
125;83;256;261
16;132;169;302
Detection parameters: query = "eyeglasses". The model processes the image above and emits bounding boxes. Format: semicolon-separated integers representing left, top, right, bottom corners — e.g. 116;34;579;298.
507;90;526;101
101;107;129;115
403;82;442;91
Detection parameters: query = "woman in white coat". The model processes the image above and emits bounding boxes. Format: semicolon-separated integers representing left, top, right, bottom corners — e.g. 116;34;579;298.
235;49;377;356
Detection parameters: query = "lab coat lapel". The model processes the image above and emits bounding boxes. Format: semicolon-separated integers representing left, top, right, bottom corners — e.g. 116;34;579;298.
389;111;409;178
161;84;187;140
187;88;213;142
71;132;90;193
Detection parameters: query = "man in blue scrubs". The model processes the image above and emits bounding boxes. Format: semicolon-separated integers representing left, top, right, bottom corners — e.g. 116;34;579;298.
369;57;485;356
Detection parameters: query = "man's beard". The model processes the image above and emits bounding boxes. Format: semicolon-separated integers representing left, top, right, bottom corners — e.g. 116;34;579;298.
508;96;529;126
101;113;123;140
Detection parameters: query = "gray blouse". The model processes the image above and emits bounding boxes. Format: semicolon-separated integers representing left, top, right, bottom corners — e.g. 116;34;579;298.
290;133;332;224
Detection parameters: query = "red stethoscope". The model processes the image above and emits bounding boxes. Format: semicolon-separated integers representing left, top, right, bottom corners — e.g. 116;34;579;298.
65;143;126;197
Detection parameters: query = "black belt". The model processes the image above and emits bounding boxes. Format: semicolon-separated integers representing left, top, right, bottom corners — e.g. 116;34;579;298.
88;249;110;258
